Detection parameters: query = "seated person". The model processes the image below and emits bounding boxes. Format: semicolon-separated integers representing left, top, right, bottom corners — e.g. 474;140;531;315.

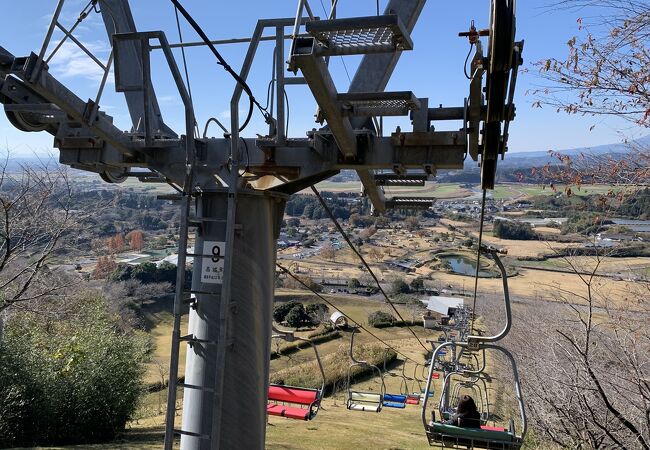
444;395;481;428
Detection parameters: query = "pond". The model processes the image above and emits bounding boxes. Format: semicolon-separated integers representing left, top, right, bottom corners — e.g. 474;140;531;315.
439;255;494;277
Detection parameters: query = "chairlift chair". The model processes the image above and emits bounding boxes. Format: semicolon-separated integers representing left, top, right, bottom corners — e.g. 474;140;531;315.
406;363;424;405
421;248;527;449
381;349;409;409
346;328;386;412
267;327;326;421
419;363;437;402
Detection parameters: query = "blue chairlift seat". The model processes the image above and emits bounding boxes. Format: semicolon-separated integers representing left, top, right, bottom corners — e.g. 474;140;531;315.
383;393;407;408
383;401;406;409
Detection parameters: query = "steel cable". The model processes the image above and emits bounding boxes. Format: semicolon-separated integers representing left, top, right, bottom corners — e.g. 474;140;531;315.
170;0;270;132
470;189;487;333
310;186;430;353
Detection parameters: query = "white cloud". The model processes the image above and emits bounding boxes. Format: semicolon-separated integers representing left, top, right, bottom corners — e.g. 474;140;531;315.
158;95;181;105
218;110;231;119
47;39;113;83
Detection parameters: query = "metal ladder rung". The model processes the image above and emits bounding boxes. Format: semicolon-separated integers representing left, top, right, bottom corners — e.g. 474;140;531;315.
178;382;215;393
186;223;243;231
184;252;225;258
188;216;227;224
184;289;220;296
173;429;211;440
179;334;218;345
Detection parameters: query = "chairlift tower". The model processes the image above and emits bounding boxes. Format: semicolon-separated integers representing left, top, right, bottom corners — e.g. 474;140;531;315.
0;0;522;448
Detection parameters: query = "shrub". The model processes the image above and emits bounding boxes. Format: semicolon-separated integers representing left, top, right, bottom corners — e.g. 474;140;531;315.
132;262;157;283
270;343;395;392
273;301;302;323
0;293;148;447
270;330;341;360
368;310;396;327
348;278;361;288
108;262;186;285
285;304;312;328
493;219;538;240
391;293;420;304
390;278;410;295
155;261;178;283
561;214;613;235
108;263;133;282
410;277;425;292
306;303;329;325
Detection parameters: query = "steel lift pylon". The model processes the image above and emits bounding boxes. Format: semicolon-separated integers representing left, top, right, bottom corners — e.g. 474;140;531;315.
0;0;522;448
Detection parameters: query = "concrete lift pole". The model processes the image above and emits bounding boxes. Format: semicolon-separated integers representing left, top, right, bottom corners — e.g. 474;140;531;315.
0;0;522;448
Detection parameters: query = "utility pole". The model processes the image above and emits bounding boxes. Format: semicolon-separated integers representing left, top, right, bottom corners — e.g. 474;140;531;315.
0;0;522;448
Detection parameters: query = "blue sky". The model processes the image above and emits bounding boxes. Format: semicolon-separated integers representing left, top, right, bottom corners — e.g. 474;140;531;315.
0;0;641;156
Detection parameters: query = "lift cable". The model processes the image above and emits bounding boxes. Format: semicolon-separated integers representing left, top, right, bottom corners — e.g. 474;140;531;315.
317;0;352;84
311;186;430;353
276;262;421;365
171;0;270;132
173;3;200;138
469;188;487;333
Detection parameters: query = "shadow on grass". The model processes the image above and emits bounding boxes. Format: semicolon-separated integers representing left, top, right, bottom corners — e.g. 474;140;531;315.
50;426;168;449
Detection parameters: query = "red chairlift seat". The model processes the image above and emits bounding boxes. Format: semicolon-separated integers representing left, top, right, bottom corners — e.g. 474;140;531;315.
406;394;420;405
268;330;326;421
267;385;321;421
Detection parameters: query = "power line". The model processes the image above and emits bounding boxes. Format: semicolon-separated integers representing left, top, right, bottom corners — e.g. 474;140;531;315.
170;0;269;132
317;0;352;84
276;263;423;365
173;4;198;138
310;186;430;353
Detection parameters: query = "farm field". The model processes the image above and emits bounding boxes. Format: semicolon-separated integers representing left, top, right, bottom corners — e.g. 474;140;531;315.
310;181;475;199
307;181;634;201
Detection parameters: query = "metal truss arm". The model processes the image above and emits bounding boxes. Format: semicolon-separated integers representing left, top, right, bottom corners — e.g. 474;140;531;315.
99;0;177;138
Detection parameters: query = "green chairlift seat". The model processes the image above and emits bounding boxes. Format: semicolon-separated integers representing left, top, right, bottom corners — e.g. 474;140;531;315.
425;423;521;450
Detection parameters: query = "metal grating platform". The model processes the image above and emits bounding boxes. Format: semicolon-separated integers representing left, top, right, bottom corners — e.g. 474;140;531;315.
385;196;436;209
338;91;420;117
374;173;427;187
306;15;413;56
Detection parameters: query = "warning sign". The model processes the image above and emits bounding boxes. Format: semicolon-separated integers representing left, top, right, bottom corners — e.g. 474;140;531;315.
201;241;225;284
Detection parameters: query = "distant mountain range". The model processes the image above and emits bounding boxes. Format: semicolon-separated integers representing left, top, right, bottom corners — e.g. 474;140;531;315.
502;134;650;168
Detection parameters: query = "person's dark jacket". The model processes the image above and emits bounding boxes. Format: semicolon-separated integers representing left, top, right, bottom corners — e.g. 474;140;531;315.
444;395;481;428
446;409;481;428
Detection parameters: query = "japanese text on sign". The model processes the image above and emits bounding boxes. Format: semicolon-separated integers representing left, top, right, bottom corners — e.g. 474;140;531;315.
201;241;225;284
